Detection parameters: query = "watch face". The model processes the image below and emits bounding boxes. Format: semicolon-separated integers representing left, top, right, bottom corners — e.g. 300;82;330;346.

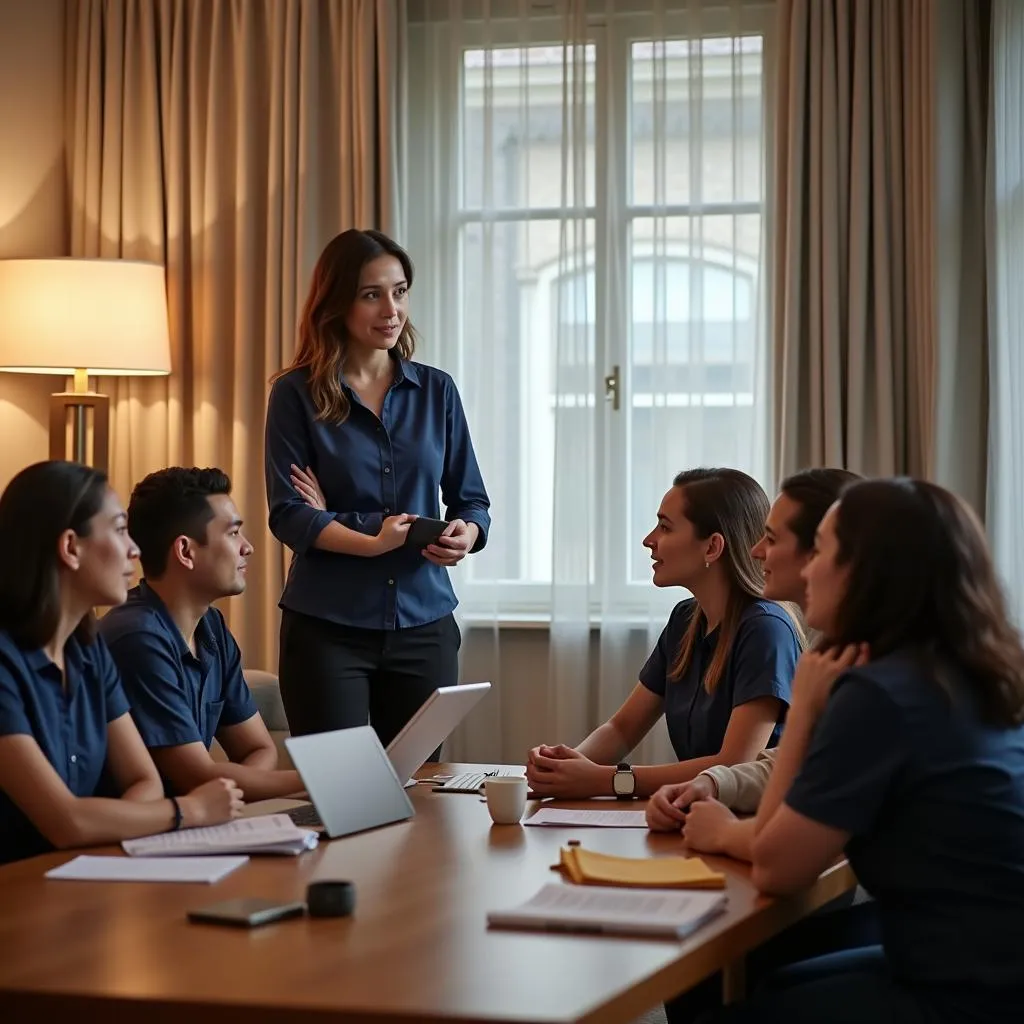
613;771;633;795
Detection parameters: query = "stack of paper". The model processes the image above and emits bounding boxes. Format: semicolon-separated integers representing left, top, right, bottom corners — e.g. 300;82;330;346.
557;847;726;890
122;814;318;857
488;882;728;939
46;855;248;884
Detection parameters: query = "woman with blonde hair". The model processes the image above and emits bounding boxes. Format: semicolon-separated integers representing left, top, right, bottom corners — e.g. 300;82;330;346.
526;467;801;800
265;229;490;747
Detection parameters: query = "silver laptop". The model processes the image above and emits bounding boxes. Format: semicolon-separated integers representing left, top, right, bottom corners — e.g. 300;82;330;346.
284;726;414;839
386;682;492;785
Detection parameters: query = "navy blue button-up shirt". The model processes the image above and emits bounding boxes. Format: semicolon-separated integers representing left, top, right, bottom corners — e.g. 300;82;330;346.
99;582;257;753
640;598;798;761
0;629;131;865
265;359;491;630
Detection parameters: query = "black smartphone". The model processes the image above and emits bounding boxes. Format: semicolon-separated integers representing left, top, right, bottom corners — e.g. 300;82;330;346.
404;516;449;551
187;897;306;928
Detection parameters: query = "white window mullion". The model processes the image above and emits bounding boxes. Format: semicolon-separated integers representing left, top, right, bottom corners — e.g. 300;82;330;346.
594;19;632;613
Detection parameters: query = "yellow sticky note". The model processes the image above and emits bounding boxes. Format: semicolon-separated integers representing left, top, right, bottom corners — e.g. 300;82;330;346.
559;847;726;889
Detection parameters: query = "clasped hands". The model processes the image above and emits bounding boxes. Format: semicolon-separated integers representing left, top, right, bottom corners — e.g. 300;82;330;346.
644;773;739;854
525;744;612;799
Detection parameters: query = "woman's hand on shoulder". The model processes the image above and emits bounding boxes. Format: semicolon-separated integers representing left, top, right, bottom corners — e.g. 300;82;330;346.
791;643;870;720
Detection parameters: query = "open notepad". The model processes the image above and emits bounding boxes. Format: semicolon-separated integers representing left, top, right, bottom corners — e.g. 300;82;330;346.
488;883;728;939
121;814;318;857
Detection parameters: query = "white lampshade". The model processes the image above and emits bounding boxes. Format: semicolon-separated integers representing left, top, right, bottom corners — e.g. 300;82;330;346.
0;258;171;376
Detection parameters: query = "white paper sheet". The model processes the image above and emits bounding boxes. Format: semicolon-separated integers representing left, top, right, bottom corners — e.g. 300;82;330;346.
523;808;650;828
45;855;249;884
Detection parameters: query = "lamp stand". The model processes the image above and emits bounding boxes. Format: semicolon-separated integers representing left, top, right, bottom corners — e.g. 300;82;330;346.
49;368;110;472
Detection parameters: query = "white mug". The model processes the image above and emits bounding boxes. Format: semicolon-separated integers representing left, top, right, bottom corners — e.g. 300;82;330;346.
484;776;528;824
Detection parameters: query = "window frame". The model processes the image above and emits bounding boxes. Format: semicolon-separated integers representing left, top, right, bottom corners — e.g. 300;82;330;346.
408;3;776;623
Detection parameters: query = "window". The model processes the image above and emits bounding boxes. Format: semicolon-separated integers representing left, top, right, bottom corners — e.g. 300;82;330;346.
408;5;771;618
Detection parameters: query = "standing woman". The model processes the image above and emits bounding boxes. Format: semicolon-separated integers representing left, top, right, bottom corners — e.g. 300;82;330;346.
0;462;242;865
265;229;490;746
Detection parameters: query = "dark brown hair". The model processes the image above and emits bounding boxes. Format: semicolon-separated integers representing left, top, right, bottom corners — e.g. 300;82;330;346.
780;467;861;551
826;478;1024;726
274;229;418;423
669;468;793;691
0;460;108;648
128;467;232;578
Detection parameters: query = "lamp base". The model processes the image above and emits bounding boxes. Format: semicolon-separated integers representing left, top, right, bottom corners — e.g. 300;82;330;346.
49;390;109;472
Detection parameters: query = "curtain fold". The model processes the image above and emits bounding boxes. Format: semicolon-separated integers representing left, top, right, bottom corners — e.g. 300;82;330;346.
772;0;937;479
66;0;405;670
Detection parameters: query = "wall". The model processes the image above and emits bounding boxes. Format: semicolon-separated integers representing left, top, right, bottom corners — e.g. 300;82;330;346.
0;0;68;488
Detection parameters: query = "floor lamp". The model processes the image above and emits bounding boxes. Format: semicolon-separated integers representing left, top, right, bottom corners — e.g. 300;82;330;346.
0;258;171;472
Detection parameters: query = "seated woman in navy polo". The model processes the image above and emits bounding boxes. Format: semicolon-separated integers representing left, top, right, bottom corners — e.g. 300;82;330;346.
0;461;243;866
526;467;802;800
714;479;1024;1024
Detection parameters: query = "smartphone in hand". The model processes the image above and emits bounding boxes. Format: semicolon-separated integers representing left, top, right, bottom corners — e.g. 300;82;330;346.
404;517;449;551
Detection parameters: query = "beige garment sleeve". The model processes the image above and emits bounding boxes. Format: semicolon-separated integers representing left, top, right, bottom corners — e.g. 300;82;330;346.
698;747;779;814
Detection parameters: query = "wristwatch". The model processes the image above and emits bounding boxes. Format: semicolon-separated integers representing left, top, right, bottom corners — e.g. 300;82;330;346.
612;762;636;800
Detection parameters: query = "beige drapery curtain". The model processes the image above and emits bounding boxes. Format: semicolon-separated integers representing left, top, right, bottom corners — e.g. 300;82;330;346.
66;0;405;669
771;0;937;479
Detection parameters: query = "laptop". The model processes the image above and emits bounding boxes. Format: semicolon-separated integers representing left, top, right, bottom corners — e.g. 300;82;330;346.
385;681;492;786
282;726;414;839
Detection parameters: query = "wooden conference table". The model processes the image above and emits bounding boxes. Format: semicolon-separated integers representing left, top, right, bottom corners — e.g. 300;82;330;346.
0;764;855;1024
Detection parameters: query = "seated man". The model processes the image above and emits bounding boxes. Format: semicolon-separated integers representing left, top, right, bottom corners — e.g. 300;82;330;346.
100;467;302;801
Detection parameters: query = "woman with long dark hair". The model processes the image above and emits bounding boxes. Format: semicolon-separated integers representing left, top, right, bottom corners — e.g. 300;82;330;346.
0;461;242;865
265;229;490;747
714;479;1024;1023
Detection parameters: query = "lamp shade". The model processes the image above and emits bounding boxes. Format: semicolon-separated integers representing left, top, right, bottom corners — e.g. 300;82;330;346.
0;258;171;376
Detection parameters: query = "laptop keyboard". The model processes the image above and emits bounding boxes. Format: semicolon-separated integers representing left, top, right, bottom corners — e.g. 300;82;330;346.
286;804;324;829
433;768;522;793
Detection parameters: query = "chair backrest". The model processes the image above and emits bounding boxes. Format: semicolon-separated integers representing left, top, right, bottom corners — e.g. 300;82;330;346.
241;668;292;767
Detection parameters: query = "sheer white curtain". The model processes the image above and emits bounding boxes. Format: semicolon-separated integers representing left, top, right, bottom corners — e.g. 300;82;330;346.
987;0;1024;625
408;0;771;762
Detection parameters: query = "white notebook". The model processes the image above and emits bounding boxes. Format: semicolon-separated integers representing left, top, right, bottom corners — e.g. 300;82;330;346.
121;814;318;857
487;883;728;939
46;855;248;884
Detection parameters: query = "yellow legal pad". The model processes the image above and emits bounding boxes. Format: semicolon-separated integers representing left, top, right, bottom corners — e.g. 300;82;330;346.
557;847;726;890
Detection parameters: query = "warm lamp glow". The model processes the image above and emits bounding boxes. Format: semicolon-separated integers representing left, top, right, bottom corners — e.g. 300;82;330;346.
0;258;172;472
0;258;171;376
